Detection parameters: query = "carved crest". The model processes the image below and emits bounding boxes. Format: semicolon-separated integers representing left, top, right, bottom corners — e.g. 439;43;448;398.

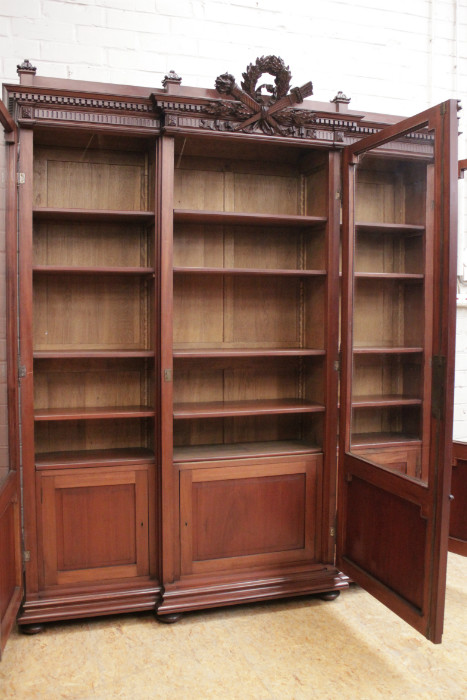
241;56;292;104
212;55;314;135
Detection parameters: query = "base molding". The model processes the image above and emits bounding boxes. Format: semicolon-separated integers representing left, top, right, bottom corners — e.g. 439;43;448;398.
18;583;161;625
157;567;349;616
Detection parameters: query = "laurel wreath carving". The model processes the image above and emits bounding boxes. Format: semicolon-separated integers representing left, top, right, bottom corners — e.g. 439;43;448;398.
241;56;292;102
202;100;253;119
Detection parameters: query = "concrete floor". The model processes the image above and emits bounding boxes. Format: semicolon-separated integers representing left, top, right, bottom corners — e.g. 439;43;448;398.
1;553;466;699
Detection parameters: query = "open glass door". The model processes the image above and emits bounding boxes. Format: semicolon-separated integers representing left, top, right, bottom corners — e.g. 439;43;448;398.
0;99;22;657
338;100;458;643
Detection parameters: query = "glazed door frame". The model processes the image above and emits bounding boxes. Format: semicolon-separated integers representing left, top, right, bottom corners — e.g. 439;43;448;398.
0;100;23;657
338;100;458;643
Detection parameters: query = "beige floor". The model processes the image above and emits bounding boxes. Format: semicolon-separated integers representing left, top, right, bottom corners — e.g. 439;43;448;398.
1;554;466;699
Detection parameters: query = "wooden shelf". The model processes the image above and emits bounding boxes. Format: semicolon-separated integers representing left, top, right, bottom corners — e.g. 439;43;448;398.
353;347;424;355
35;448;155;470
173;440;322;463
174;209;327;228
33;207;155;223
33;266;155;275
354;272;424;281
34;406;155;421
352;394;422;408
351;432;422;449
33;350;154;359
355;222;425;234
173;348;325;358
173;398;325;419
173;267;326;277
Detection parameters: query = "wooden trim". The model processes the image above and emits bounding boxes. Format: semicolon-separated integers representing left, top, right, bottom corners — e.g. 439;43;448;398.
34;406;155;421
18;128;39;593
173;398;325;419
33;266;155;275
174;210;327;227
173;267;327;277
346;102;451;159
159;135;176;583
0;101;16;134
33;208;155;222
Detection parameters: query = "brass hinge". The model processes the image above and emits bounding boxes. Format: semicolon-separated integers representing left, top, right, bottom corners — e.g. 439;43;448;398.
431;355;446;420
440;102;447;115
163;368;172;382
18;365;26;379
17;172;25;185
23;550;31;563
330;527;336;538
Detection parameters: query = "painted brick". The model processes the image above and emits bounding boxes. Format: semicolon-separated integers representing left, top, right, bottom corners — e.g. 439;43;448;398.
203;3;281;28
155;0;195;17
0;0;41;19
41;41;106;66
138;32;198;57
76;25;138;50
453;423;467;441
0;38;40;65
107;48;167;73
42;1;105;26
11;17;75;42
455;353;467;372
0;16;10;36
97;0;156;11
105;9;170;34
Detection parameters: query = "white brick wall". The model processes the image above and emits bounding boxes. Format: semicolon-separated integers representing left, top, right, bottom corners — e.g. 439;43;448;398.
0;0;466;439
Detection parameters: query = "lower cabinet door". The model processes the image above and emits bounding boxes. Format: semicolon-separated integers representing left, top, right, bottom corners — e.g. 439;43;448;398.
38;465;151;587
179;456;322;576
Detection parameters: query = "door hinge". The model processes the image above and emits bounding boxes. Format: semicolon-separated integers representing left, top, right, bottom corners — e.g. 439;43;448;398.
431;355;446;420
163;368;172;382
333;351;341;373
18;365;26;379
440;102;447;115
17;172;26;185
330;526;336;538
23;550;31;563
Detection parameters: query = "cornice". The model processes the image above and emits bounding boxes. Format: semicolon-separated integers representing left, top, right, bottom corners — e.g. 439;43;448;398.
3;57;435;154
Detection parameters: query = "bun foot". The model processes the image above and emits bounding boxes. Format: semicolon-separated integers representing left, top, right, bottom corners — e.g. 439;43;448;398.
318;591;341;602
155;612;183;624
19;623;45;635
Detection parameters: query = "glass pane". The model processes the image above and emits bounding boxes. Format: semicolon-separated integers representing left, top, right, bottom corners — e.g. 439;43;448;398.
348;125;435;483
0;141;10;488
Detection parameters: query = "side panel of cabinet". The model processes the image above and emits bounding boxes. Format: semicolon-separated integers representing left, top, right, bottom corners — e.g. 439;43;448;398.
0;473;22;656
449;442;467;555
37;466;152;587
0;101;22;656
179;456;322;575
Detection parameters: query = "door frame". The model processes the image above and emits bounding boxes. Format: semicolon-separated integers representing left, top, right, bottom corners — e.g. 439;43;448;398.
338;101;458;643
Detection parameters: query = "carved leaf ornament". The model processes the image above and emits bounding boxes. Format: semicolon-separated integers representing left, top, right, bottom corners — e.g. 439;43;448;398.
211;56;315;135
